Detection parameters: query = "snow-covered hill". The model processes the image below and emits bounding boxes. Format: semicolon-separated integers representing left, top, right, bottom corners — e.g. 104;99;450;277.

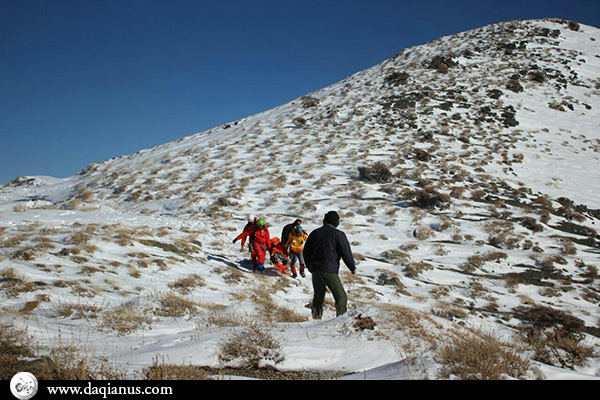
1;18;599;380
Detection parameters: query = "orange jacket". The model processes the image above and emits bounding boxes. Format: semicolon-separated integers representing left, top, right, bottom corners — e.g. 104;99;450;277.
269;238;289;258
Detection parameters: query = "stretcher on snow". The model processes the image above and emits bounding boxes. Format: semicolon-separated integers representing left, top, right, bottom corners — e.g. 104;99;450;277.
268;237;291;275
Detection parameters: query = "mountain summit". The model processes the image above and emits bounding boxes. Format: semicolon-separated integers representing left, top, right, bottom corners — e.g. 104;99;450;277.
1;19;599;379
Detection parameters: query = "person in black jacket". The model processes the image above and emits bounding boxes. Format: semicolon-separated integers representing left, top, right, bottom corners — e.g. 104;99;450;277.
303;211;356;319
281;218;303;247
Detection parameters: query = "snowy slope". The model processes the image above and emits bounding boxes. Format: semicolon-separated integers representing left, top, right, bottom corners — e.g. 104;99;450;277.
1;18;599;380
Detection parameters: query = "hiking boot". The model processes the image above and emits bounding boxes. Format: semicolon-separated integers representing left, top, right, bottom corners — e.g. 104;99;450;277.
300;266;306;278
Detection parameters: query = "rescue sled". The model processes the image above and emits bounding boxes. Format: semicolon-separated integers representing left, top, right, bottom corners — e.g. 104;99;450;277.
269;237;291;276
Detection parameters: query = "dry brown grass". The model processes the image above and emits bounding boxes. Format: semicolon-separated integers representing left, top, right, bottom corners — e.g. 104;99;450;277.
438;328;530;380
380;249;411;264
212;266;248;285
413;225;436;240
0;323;126;380
248;287;308;324
0;323;40;379
0;267;39;298
196;310;253;331
404;261;434;278
54;301;102;320
462;250;508;272
48;340;127;380
168;274;206;295
513;305;596;369
431;301;469;321
138;356;211;380
152;292;198;318
137;238;197;259
217;323;285;369
99;303;153;335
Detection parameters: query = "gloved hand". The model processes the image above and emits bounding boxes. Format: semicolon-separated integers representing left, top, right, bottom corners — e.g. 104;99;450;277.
233;238;237;244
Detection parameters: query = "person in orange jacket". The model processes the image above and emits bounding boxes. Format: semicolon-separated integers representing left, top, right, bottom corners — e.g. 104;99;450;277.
251;218;271;273
233;215;257;251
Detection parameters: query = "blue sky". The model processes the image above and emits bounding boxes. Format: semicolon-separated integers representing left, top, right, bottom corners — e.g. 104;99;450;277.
1;0;599;185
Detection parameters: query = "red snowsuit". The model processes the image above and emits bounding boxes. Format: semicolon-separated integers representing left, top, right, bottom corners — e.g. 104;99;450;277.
234;221;257;246
251;226;271;266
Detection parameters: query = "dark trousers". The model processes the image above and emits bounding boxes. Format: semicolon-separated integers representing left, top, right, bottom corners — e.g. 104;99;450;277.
311;271;348;319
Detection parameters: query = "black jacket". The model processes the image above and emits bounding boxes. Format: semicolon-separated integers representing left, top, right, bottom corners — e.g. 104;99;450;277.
281;222;308;246
303;224;356;274
281;223;295;247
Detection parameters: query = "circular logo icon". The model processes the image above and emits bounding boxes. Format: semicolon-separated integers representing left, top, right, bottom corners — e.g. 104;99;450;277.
10;372;38;400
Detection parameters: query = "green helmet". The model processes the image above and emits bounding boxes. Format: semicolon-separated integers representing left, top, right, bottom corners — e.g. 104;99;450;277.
256;218;265;227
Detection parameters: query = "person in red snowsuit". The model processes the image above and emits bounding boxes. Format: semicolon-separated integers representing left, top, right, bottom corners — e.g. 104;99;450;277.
233;215;257;251
251;218;271;273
